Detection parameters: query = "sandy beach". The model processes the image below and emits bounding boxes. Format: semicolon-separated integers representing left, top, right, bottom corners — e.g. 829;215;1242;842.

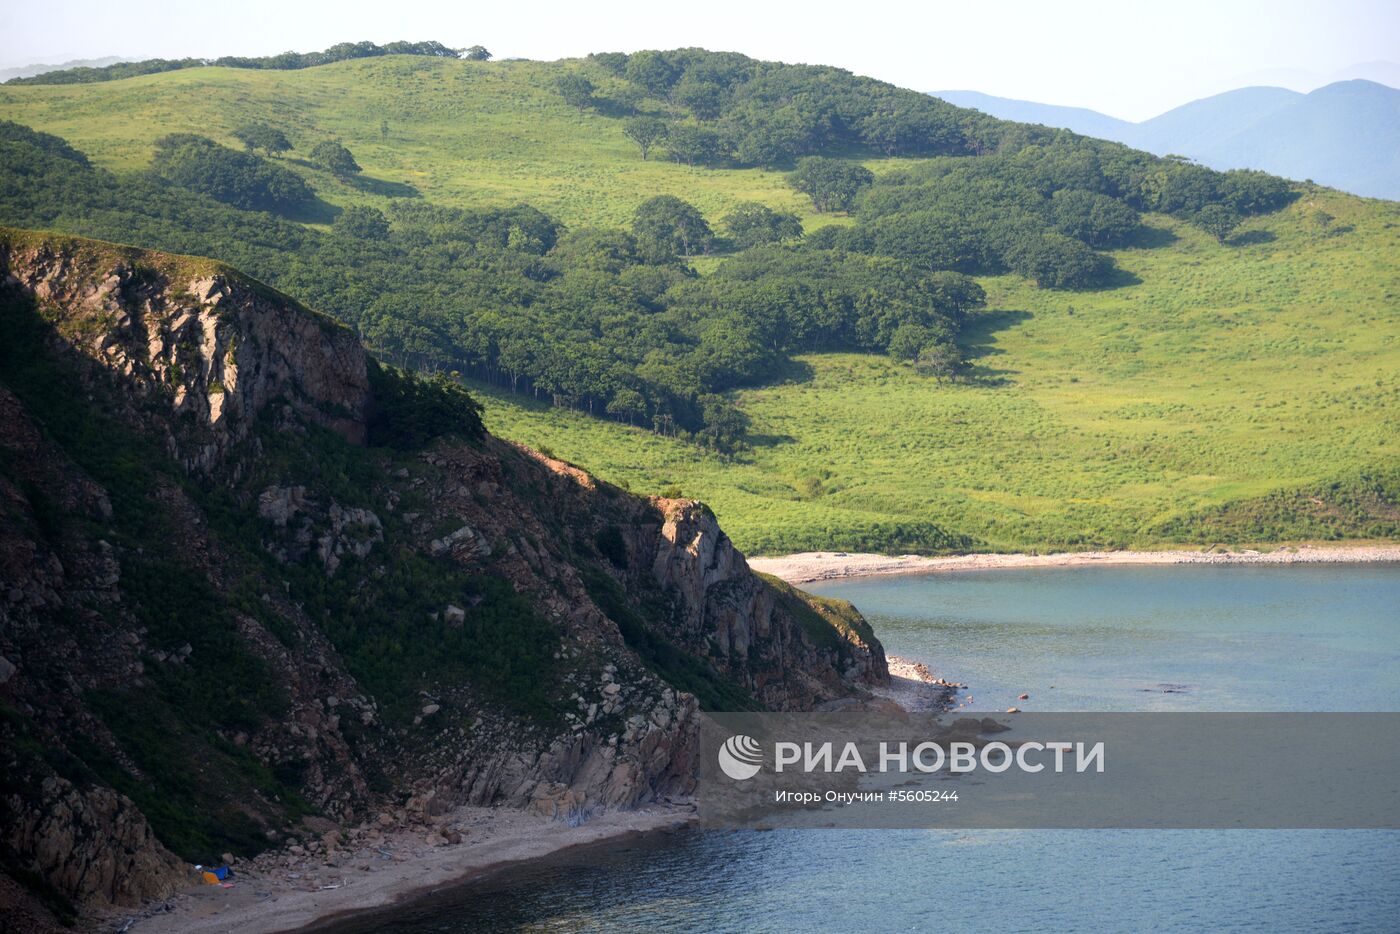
116;804;694;934
749;543;1400;584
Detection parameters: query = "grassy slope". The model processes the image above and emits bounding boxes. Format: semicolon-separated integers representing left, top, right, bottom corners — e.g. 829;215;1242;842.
2;57;1397;554
0;56;838;230
478;190;1400;553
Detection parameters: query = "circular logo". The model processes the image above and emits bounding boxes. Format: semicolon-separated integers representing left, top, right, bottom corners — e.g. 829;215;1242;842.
718;734;763;781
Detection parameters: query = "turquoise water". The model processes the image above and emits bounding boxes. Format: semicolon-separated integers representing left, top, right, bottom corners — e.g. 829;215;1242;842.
321;564;1400;933
818;563;1400;712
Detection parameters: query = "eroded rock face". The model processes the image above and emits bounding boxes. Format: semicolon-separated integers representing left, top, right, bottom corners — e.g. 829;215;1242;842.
3;777;185;907
0;241;370;473
649;500;888;708
0;231;889;926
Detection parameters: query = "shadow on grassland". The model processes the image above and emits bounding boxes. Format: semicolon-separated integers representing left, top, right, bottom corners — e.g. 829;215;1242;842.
1127;224;1179;250
349;175;420;198
958;308;1031;386
277;196;341;225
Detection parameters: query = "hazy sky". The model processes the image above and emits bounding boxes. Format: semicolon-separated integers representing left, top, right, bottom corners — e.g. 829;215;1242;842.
3;0;1398;119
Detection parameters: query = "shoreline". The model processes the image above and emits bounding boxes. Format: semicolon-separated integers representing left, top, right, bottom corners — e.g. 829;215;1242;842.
872;655;965;712
119;805;694;934
748;543;1400;584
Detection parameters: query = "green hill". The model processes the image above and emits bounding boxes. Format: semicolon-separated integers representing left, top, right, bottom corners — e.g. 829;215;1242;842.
1;50;1397;554
478;187;1400;553
0;55;824;228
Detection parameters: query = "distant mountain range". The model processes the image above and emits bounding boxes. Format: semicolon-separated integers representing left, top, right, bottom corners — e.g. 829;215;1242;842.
0;56;128;82
935;80;1400;201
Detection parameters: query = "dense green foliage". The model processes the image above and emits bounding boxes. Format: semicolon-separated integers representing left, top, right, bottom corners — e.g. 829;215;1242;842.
723;202;803;248
231;122;292;156
599;48;997;168
0;122;977;448
309;139;361;176
0;50;1313;458
5;40;465;85
632;194;713;258
0;45;1392;562
332;204;390;239
811;142;1295;288
477;183;1400;554
150;133;313;211
0;58;1300;444
365;360;484;449
788;157;875;212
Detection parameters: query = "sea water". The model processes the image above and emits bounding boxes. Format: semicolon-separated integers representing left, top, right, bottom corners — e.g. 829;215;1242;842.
318;564;1400;933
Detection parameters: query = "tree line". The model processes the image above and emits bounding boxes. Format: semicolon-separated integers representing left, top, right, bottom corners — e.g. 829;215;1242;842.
5;40;481;85
557;48;995;169
0;53;1297;450
0;121;977;450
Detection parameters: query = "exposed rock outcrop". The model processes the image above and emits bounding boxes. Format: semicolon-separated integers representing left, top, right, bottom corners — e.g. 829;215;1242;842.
650;499;887;707
4;777;185;907
0;228;887;929
0;234;369;475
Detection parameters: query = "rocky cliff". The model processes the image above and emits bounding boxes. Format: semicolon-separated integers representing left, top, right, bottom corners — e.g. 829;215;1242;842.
0;229;888;930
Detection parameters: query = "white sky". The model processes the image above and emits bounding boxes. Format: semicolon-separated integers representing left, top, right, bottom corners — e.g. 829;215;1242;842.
3;0;1397;120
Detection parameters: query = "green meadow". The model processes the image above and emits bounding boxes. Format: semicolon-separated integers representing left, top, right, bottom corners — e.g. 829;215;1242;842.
3;56;1397;554
0;56;837;230
477;189;1400;553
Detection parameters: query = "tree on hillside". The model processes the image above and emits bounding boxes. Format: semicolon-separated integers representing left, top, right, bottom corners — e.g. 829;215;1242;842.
554;74;595;111
461;45;491;61
622;116;668;160
310;140;361;177
696;393;749;453
915;342;963;382
787;157;874;213
231;123;292;157
633;195;712;260
723;202;803;248
1193;203;1241;243
150;133;313;212
887;323;938;361
672;76;726;120
333;205;390;240
587;52;629;76
1049;189;1141;248
1004;233;1111;289
662;124;722;167
624;50;680;97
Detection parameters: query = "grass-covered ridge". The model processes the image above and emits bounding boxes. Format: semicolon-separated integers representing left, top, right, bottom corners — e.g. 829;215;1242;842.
1;51;1396;554
476;188;1400;553
0;54;820;228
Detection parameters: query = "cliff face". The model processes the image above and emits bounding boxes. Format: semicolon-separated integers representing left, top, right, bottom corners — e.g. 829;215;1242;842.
4;237;370;472
0;229;887;929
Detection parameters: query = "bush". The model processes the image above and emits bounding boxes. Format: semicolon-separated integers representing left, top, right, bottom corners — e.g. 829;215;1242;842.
333;205;390;240
231;123;292;157
150;134;313;212
723;202;803;248
366;362;484;449
632;195;713;259
1005;232;1112;289
1049;189;1141;248
309;140;361;177
788;157;874;213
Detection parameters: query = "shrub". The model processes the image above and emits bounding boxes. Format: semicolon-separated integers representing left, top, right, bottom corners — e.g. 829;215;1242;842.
150;134;313;212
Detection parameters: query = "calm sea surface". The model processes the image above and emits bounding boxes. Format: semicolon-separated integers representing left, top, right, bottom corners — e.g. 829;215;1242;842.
320;564;1400;933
